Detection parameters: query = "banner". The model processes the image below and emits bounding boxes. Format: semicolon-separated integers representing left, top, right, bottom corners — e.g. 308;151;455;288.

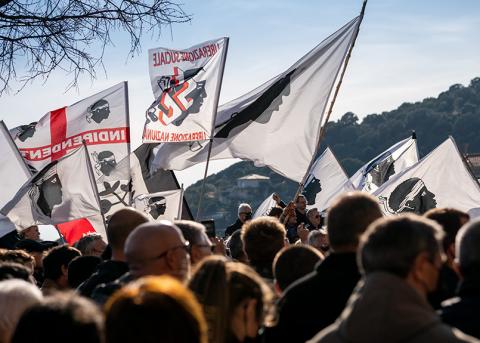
11;82;131;220
0;121;32;238
144;37;229;142
1;145;106;239
373;137;480;217
133;190;183;221
303;147;354;211
350;135;419;193
151;17;361;182
253;193;278;218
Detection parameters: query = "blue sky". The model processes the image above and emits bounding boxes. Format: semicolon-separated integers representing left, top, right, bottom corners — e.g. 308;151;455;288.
0;0;479;187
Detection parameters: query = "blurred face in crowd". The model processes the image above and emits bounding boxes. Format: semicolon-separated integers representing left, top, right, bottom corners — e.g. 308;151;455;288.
308;209;321;227
190;231;214;265
239;208;252;223
126;223;191;281
410;251;443;295
22;226;40;241
296;197;307;212
310;231;330;253
87;238;107;257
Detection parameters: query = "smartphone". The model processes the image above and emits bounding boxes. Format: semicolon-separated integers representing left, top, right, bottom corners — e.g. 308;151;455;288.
201;219;216;238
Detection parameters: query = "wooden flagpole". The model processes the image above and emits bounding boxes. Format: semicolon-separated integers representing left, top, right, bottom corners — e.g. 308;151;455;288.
293;0;368;201
196;38;230;220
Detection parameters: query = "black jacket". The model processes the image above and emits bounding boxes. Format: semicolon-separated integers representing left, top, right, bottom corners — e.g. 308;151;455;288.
225;219;243;237
440;275;480;339
268;253;360;343
77;260;129;298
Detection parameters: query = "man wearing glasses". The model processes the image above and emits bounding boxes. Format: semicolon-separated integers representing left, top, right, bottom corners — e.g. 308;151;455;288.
175;220;215;266
124;221;191;281
225;203;253;238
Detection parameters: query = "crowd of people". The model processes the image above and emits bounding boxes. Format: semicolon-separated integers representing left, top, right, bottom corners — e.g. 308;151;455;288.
0;191;479;342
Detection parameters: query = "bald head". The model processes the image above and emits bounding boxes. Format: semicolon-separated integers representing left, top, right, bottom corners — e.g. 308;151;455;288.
107;208;149;259
125;221;190;281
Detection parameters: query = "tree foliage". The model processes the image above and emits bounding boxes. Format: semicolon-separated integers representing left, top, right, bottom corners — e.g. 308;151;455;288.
0;0;190;94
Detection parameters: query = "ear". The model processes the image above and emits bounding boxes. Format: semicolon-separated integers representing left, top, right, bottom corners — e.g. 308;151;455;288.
412;252;430;279
191;246;200;264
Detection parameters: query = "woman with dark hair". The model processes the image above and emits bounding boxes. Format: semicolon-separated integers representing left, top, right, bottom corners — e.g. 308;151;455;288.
189;256;273;343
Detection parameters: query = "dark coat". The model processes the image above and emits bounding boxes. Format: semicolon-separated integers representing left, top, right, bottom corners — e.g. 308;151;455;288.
77;260;129;298
225;218;243;237
309;272;477;343
440;276;480;339
267;252;360;343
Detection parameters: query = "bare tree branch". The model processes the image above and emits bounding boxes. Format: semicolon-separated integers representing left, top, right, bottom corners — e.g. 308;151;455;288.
0;0;191;95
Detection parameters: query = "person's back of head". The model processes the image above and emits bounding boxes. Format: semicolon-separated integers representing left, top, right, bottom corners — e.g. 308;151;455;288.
43;245;81;288
105;275;207;343
0;262;35;283
125;221;190;281
456;219;480;279
0;279;42;343
424;207;469;259
0;248;35;273
68;255;102;288
11;292;104;343
74;234;106;257
241;217;286;278
226;229;248;263
273;245;323;293
327;192;383;252
106;208;149;260
189;256;272;343
359;214;444;297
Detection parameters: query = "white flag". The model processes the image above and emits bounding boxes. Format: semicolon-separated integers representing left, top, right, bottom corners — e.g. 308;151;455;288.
0;121;32;238
11;82;131;219
144;37;228;142
373;137;480;217
151;17;361;182
350;135;419;193
303;147;355;211
133;190;182;221
1;145;106;239
253;193;278;219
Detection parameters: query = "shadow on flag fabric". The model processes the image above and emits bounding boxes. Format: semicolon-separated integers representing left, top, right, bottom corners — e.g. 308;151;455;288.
253;193;278;219
0;121;32;239
373;137;480;217
10;82;131;221
151;16;361;182
143;37;229;142
350;135;419;193
0;145;106;239
303;147;354;212
133;190;182;221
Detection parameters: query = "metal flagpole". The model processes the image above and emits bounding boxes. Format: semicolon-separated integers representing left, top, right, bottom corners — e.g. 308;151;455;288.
177;184;184;220
293;0;368;201
196;37;230;220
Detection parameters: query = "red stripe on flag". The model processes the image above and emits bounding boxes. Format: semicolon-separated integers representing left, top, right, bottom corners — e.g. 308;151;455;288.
57;218;96;245
50;107;67;160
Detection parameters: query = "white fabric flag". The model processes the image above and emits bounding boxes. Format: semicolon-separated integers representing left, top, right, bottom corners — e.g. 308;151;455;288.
1;145;106;239
350;136;419;193
373;137;480;217
133;190;182;221
151;17;361;182
253;193;277;219
11;82;131;219
304;147;354;211
0;121;32;238
144;38;228;142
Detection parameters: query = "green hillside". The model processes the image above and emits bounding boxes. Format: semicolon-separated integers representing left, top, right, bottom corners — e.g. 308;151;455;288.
185;77;480;233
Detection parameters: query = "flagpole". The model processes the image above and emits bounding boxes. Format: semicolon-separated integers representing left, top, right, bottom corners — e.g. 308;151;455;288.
294;0;368;201
123;81;133;206
82;141;108;234
196;37;230;220
177;184;184;220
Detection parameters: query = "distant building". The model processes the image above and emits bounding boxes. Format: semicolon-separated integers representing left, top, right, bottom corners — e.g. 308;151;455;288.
237;174;270;189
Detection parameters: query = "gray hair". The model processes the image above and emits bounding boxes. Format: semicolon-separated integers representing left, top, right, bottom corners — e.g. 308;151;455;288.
174;220;206;245
359;214;444;278
456;219;480;277
0;279;42;342
238;203;252;215
308;229;326;246
74;234;103;255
